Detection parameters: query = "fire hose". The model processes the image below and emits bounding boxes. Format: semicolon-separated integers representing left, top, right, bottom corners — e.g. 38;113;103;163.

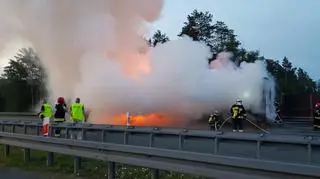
218;116;270;134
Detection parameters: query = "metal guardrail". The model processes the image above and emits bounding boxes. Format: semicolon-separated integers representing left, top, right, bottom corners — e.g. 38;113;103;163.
0;112;37;116
0;120;320;165
0;132;319;179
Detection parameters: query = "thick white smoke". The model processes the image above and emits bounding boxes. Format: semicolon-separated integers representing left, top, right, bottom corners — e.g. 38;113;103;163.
0;0;276;123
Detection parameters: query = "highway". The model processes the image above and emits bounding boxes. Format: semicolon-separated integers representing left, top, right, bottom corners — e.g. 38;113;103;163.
0;116;320;165
0;115;320;179
1;115;320;137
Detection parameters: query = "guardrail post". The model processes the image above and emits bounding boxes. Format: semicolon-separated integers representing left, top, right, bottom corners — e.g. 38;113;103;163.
81;128;86;140
124;131;128;144
23;125;27;134
36;126;40;136
4;145;10;157
307;143;312;164
179;134;184;149
23;148;30;162
12;124;15;133
46;152;54;167
214;137;219;154
152;169;160;179
74;157;81;174
149;133;154;147
65;127;69;139
49;126;54;137
101;129;105;142
107;161;116;179
256;140;261;159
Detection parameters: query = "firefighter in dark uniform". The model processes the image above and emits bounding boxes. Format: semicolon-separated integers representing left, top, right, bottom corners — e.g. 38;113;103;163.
208;111;221;131
230;99;247;132
275;102;282;123
313;102;320;130
53;97;67;137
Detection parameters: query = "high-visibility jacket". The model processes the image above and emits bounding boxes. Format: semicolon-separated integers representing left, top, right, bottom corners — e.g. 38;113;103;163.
208;115;217;125
42;103;53;118
230;104;246;119
71;103;85;122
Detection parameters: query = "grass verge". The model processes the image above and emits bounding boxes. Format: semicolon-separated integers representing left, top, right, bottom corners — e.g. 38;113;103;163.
0;145;205;179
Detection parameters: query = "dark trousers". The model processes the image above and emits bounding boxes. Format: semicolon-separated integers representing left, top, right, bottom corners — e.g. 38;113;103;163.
232;118;243;130
53;120;64;136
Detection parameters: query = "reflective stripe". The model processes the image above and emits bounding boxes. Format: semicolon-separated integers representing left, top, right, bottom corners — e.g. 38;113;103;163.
232;107;239;118
54;118;64;122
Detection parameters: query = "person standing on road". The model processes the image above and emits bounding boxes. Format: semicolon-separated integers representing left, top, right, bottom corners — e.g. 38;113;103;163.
39;99;53;136
53;97;67;137
313;102;320;130
208;111;221;131
70;97;86;139
230;99;247;132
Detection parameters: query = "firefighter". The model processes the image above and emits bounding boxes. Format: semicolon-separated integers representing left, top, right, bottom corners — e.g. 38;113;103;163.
70;97;86;139
39;99;53;136
53;97;67;137
313;102;320;130
230;99;247;132
275;102;282;123
208;111;221;131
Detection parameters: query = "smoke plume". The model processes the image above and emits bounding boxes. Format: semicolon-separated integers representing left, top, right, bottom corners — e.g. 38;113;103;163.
0;0;276;123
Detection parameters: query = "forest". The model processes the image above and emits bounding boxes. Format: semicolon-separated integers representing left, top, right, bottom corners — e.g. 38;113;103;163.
0;10;316;112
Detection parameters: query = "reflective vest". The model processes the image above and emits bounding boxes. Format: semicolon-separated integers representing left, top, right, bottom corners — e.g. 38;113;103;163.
71;103;85;121
232;105;244;119
42;103;53;118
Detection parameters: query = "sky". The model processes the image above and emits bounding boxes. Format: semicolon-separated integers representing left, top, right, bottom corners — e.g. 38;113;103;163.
0;0;319;80
149;0;320;79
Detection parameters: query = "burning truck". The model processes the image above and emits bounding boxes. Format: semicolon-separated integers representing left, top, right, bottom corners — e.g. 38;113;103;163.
87;53;278;128
91;75;277;128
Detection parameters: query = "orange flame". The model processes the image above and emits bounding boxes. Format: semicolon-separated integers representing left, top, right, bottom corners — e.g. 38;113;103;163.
99;113;180;127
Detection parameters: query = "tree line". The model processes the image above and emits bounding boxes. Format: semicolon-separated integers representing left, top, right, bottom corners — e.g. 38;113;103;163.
0;48;46;112
0;9;317;112
148;10;317;97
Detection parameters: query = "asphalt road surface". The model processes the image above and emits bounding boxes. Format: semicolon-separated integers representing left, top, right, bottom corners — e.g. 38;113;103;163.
0;167;40;179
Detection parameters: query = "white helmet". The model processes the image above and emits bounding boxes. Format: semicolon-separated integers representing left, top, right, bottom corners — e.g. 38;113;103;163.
236;99;242;105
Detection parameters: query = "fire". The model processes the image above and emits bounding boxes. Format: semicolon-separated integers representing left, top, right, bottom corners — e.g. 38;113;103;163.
99;113;180;127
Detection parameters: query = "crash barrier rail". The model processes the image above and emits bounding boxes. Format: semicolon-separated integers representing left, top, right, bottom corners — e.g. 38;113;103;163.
282;116;313;121
0;119;320;165
0;112;37;116
0;132;320;179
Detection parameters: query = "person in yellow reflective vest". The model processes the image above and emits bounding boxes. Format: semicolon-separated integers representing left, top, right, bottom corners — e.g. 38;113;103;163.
230;99;247;132
70;98;86;139
39;99;53;136
70;98;86;122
